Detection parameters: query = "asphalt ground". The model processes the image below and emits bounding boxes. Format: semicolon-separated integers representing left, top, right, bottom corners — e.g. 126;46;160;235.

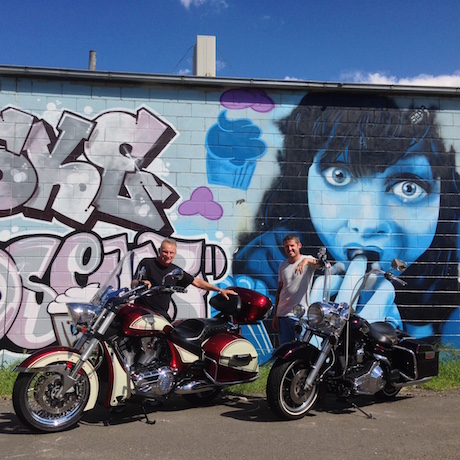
0;388;459;460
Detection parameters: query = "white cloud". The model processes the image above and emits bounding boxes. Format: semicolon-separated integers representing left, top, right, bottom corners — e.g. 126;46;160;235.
343;71;460;87
180;0;201;8
180;0;228;9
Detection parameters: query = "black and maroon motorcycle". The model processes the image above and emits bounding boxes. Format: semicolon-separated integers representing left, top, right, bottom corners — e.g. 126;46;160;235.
266;247;439;420
12;251;272;432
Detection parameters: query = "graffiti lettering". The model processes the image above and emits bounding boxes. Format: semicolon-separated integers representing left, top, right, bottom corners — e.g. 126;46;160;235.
0;230;228;352
0;249;22;339
84;109;179;232
0;106;179;232
0;107;35;154
5;236;61;348
24;112;97;220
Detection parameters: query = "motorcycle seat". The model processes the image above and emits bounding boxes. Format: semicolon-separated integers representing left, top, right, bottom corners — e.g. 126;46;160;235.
171;318;229;356
368;321;398;347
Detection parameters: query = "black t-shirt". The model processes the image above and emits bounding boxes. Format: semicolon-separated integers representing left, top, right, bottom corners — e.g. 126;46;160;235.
135;258;194;319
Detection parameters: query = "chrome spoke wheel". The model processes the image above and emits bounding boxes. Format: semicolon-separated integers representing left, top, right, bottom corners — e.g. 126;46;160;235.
13;363;90;432
267;359;318;420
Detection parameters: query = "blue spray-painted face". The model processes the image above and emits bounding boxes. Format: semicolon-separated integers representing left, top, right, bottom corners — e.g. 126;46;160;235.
308;152;441;272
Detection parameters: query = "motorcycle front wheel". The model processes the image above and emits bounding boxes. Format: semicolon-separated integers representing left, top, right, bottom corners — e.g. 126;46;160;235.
266;358;318;420
12;363;91;433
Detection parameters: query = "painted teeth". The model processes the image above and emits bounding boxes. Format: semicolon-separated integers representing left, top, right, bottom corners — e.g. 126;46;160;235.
347;249;380;262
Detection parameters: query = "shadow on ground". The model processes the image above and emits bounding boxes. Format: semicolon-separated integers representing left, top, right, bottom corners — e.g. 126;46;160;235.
0;391;416;433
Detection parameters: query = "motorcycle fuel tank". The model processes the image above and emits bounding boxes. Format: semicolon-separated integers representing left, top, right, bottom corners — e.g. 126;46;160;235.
203;332;259;384
118;303;173;336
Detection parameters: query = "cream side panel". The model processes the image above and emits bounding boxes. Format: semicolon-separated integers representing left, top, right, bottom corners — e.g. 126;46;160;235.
219;339;259;373
130;313;172;331
175;344;200;364
106;346;133;406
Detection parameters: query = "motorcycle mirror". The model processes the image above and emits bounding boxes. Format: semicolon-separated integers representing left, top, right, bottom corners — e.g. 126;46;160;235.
162;268;184;285
317;246;327;267
391;259;407;272
170;268;183;280
137;266;146;281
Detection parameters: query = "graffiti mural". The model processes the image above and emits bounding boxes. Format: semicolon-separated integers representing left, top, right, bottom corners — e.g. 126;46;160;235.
0;103;239;362
0;106;179;231
1;73;460;367
233;91;460;348
206;110;267;190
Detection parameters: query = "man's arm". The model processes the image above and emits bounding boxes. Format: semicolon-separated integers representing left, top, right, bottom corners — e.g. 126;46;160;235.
131;279;152;289
295;255;321;274
192;278;237;300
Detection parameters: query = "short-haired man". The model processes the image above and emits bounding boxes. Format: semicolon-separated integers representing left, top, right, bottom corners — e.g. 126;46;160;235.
272;234;321;345
133;238;236;321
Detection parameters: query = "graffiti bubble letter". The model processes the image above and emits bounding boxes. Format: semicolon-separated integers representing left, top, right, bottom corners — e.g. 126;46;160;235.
84;108;179;232
0;107;38;215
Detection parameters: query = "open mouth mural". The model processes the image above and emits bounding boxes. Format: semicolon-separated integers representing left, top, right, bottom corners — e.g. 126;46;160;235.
347;248;381;263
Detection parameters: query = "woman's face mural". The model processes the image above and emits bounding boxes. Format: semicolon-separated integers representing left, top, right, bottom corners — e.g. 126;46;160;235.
308;152;441;272
234;92;460;345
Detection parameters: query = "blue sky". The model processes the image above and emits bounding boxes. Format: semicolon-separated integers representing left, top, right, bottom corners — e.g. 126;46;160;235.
2;0;460;86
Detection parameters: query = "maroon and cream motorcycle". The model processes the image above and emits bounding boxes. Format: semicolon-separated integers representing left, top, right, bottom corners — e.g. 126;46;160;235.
12;251;272;432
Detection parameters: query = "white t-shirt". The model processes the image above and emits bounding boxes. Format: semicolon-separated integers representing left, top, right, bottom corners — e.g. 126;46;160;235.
277;255;316;318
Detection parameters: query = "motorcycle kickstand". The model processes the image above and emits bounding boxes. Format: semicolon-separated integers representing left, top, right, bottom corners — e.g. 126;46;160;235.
140;402;156;425
349;401;374;419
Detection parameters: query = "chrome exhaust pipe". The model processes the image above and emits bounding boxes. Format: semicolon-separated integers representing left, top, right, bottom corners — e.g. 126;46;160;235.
392;377;432;388
174;381;216;394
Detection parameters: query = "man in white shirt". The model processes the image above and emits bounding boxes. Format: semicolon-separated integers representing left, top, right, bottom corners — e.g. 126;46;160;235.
272;234;321;345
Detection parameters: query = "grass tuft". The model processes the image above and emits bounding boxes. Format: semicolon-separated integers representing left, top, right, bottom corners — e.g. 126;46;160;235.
224;364;272;396
0;363;19;398
421;348;460;391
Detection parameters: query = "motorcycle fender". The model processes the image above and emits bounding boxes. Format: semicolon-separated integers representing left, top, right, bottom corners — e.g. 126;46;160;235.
272;342;320;364
14;346;99;412
102;343;133;407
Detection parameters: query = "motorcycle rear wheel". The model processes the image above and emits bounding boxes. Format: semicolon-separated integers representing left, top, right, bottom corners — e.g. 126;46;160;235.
267;358;318;420
12;363;91;433
375;383;401;400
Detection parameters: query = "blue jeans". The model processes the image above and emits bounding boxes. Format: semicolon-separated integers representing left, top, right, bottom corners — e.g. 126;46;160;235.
277;316;299;346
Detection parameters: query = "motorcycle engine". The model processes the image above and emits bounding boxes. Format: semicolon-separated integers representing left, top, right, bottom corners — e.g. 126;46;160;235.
118;336;175;397
132;366;175;396
346;360;386;395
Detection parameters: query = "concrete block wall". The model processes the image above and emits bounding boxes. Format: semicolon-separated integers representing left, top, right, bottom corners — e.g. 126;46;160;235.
0;69;459;363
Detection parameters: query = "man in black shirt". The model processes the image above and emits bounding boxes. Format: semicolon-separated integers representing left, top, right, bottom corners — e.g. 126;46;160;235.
133;238;237;320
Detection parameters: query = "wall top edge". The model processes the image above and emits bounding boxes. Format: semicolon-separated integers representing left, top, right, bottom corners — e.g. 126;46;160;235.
1;64;460;96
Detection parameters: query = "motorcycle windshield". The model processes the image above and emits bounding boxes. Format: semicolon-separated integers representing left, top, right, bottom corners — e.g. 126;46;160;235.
89;251;134;305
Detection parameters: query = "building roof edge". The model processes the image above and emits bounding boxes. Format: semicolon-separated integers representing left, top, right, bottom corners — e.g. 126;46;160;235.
1;64;460;96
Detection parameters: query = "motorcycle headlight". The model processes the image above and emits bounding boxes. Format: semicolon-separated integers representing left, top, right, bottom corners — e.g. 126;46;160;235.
292;304;306;319
67;302;101;331
307;301;348;334
307;303;324;326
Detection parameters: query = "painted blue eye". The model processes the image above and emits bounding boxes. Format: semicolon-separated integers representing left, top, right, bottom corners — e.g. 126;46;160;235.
322;167;352;186
391;180;426;201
